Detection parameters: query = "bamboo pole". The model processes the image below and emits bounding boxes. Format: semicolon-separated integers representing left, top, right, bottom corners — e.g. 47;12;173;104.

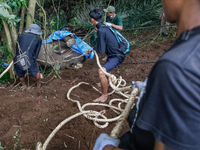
110;88;138;138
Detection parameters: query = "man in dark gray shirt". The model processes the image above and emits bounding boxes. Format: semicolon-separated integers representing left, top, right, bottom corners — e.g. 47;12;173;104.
93;0;200;149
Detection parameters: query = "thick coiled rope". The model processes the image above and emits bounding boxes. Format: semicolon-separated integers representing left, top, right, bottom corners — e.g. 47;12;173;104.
36;50;138;150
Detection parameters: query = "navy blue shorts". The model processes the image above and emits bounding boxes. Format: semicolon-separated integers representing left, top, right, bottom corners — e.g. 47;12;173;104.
103;57;121;72
14;62;39;78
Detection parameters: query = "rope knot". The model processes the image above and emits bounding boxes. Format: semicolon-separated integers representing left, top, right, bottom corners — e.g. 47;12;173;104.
110;75;117;85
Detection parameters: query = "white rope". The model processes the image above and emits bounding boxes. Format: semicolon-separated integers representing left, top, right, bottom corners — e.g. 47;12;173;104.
36;111;92;150
36;50;138;150
0;61;13;78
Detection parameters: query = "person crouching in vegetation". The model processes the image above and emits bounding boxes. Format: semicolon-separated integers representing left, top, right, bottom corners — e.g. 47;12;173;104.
14;24;42;89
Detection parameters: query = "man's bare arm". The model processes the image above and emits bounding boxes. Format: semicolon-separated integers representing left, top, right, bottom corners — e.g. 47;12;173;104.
112;24;123;31
159;10;164;19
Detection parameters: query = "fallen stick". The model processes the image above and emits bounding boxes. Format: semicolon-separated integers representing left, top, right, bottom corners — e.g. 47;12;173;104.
0;60;13;78
110;87;138;139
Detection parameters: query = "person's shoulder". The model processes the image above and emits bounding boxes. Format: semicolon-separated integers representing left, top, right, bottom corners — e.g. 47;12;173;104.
158;34;200;69
98;25;109;32
18;33;26;37
18;33;32;39
35;36;42;42
116;14;122;19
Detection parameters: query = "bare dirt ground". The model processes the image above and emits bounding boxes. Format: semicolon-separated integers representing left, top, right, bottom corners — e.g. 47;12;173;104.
0;39;174;150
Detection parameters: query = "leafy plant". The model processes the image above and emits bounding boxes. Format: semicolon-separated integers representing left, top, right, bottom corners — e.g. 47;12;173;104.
69;0;106;30
13;130;20;148
0;142;6;150
0;2;15;20
44;8;68;33
0;58;10;83
119;0;162;29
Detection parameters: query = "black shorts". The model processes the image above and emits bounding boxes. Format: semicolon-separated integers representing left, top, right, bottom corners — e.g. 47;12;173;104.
103;57;122;72
14;62;39;78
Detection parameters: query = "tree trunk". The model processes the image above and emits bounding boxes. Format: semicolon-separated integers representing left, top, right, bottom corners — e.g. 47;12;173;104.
4;0;18;53
2;19;15;79
26;0;36;30
19;5;26;34
2;20;15;57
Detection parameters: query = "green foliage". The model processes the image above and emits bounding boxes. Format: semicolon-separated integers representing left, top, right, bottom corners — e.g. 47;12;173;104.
118;0;162;29
68;0;162;30
0;2;15;20
69;1;106;30
53;64;60;72
0;43;11;83
0;0;24;29
0;142;6;150
0;42;12;62
13;130;20;148
44;9;68;33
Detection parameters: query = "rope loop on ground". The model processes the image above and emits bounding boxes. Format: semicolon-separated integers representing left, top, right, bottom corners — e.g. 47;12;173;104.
36;50;138;150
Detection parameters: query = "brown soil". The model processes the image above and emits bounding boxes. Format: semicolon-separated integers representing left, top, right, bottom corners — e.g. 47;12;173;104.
0;39;175;150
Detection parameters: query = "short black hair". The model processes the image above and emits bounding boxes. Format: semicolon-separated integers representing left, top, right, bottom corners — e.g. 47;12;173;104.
89;8;103;22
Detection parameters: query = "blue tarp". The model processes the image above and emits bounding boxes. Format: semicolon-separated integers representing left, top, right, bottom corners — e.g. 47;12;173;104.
43;31;94;59
4;63;8;67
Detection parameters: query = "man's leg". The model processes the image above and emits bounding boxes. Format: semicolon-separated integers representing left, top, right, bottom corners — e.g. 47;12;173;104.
19;77;26;86
94;68;108;102
160;15;165;34
35;71;41;88
163;16;170;36
94;57;122;102
165;21;171;35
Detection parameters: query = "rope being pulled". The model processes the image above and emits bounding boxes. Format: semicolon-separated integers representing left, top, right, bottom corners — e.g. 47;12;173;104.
36;50;138;150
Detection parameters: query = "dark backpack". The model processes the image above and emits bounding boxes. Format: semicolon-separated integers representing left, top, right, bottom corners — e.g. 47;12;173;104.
107;26;130;54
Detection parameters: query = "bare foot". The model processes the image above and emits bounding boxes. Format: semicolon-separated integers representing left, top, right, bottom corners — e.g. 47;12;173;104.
93;95;108;103
37;82;42;89
20;85;27;91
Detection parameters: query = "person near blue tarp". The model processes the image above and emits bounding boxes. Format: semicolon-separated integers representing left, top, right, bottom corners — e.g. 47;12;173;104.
13;24;42;89
60;25;70;31
89;8;125;103
92;0;200;150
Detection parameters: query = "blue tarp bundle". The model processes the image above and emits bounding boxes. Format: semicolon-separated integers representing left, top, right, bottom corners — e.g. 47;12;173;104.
43;31;94;59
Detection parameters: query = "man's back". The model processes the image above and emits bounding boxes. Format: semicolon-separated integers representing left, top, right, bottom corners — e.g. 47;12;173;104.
132;26;200;150
16;33;42;59
94;22;125;62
